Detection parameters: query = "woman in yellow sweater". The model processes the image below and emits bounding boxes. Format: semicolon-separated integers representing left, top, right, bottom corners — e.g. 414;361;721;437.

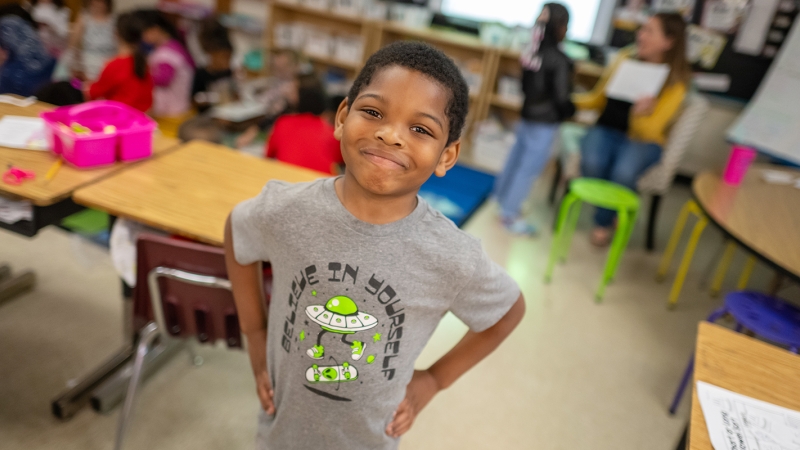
575;12;691;246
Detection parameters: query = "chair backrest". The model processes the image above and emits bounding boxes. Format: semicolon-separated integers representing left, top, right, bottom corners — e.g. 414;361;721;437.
133;234;243;348
637;92;710;194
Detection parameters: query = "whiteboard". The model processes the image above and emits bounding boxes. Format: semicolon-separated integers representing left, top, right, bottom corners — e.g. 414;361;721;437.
728;17;800;165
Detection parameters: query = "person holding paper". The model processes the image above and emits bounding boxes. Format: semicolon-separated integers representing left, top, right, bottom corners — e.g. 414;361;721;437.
574;13;690;246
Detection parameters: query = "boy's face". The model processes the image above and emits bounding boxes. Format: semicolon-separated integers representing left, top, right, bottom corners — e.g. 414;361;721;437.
334;66;460;198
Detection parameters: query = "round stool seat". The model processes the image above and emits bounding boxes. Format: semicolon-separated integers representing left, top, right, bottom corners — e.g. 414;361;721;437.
726;291;800;348
570;178;640;212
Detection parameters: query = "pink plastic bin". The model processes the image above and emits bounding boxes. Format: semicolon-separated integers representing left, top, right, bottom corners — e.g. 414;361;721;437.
41;101;156;168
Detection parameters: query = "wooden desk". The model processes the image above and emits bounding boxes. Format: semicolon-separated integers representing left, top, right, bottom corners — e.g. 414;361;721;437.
0;101;179;207
692;165;800;280
689;322;800;449
73;140;327;246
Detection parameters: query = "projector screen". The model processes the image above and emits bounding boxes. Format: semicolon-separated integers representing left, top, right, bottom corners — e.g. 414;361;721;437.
440;0;605;44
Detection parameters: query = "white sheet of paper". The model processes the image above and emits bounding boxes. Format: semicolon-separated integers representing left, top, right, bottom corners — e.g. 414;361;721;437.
604;60;670;103
694;73;732;92
0;116;49;150
697;381;800;450
209;101;266;123
734;0;781;56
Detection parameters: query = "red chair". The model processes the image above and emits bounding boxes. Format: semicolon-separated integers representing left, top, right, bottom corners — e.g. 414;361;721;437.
115;234;270;450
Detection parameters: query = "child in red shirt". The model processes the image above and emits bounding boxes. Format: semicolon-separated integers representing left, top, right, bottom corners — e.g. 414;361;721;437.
87;12;153;112
265;74;343;175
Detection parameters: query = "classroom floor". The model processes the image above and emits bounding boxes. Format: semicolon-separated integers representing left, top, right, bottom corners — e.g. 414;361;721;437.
1;173;795;450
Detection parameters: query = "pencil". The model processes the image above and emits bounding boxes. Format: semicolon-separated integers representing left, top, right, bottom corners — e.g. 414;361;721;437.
45;158;63;182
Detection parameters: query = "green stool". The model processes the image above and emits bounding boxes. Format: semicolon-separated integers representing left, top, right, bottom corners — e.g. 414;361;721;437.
545;178;640;301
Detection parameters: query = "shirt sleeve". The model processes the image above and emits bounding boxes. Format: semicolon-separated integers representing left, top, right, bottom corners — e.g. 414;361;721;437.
629;81;687;144
230;182;280;265
449;247;521;332
88;59;119;100
151;61;176;87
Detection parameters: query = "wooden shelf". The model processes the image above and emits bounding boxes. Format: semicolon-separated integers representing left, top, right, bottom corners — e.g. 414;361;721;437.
382;23;487;52
271;1;365;26
490;95;521;111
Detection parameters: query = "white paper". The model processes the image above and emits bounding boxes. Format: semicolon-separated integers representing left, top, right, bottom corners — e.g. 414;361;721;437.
209;101;266;123
0;197;33;224
687;25;728;69
0;116;49;150
604;60;670;102
734;0;781;56
697;381;800;450
702;0;743;32
694;73;732;92
0;95;36;107
761;169;797;184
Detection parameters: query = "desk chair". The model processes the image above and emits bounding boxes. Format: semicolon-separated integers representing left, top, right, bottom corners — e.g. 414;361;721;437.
656;201;758;308
669;291;800;414
115;234;268;450
549;93;710;251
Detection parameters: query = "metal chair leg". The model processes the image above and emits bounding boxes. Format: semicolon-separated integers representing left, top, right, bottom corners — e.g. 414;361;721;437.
736;256;757;290
669;307;728;414
657;200;697;282
545;193;579;282
667;215;708;309
114;322;159;450
710;241;736;297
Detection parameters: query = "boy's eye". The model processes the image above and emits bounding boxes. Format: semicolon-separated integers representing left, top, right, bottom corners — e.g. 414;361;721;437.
362;108;381;118
411;126;431;136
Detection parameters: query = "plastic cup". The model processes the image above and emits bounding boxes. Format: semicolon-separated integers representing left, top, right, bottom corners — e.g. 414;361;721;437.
722;145;757;185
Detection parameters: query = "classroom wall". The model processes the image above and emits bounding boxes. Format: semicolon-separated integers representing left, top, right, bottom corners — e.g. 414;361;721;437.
678;97;743;175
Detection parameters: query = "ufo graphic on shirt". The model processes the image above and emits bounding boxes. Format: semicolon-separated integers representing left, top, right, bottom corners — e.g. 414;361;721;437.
305;295;378;334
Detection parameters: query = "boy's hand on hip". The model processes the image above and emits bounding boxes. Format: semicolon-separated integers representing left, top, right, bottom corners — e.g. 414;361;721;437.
386;370;440;438
254;369;276;415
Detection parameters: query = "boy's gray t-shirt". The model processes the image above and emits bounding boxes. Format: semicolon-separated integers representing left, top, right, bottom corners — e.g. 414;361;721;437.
231;177;520;450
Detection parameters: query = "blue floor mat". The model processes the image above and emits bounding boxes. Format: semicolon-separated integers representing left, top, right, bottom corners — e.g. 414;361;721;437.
419;164;495;227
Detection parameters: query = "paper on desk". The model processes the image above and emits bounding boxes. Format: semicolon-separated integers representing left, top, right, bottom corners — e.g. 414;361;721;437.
0;197;33;224
0;95;36;107
0;116;49;150
604;60;670;103
209;101;266;123
697;381;800;450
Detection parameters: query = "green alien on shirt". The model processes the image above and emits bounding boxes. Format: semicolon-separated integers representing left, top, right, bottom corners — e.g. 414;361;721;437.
303;295;378;384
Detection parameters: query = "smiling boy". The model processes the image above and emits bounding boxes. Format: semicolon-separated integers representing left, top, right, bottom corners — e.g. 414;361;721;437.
224;42;525;449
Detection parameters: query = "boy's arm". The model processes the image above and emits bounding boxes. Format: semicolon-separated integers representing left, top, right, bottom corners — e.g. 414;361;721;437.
223;214;275;414
386;293;526;438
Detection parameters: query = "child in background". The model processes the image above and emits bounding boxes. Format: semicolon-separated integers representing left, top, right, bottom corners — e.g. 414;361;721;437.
492;3;574;236
235;49;299;149
55;0;116;83
265;74;343;174
138;9;194;136
192;18;236;113
86;12;152;112
224;41;525;450
0;6;56;96
29;0;70;57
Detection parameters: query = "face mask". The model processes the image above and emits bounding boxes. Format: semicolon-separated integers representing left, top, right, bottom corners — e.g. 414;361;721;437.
140;43;155;55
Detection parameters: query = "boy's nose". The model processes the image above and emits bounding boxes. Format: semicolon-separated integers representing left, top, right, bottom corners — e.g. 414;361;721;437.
374;124;403;147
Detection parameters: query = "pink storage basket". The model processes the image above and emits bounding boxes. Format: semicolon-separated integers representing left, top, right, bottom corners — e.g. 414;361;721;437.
41;101;157;168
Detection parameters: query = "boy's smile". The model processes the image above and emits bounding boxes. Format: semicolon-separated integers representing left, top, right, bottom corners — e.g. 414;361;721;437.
334;65;460;199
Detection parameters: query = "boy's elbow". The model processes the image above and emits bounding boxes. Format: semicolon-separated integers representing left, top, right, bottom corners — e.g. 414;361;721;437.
502;294;526;332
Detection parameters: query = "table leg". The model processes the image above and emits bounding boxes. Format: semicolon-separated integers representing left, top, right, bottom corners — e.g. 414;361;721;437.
0;264;36;306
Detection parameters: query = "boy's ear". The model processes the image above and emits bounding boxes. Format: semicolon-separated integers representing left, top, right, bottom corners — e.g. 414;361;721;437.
434;140;460;178
333;98;349;141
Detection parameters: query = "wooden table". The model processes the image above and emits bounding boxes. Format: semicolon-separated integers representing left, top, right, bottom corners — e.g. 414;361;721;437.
689;322;800;449
0;99;180;237
73;140;327;246
693;164;800;280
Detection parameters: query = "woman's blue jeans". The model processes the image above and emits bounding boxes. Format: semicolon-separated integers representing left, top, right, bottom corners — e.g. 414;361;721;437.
580;125;662;227
493;120;559;220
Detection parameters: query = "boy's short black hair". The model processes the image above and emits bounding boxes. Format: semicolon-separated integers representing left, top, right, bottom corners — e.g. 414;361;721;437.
296;73;327;116
347;41;469;146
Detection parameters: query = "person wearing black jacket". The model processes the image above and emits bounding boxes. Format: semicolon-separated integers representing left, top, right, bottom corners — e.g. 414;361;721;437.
493;3;574;235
